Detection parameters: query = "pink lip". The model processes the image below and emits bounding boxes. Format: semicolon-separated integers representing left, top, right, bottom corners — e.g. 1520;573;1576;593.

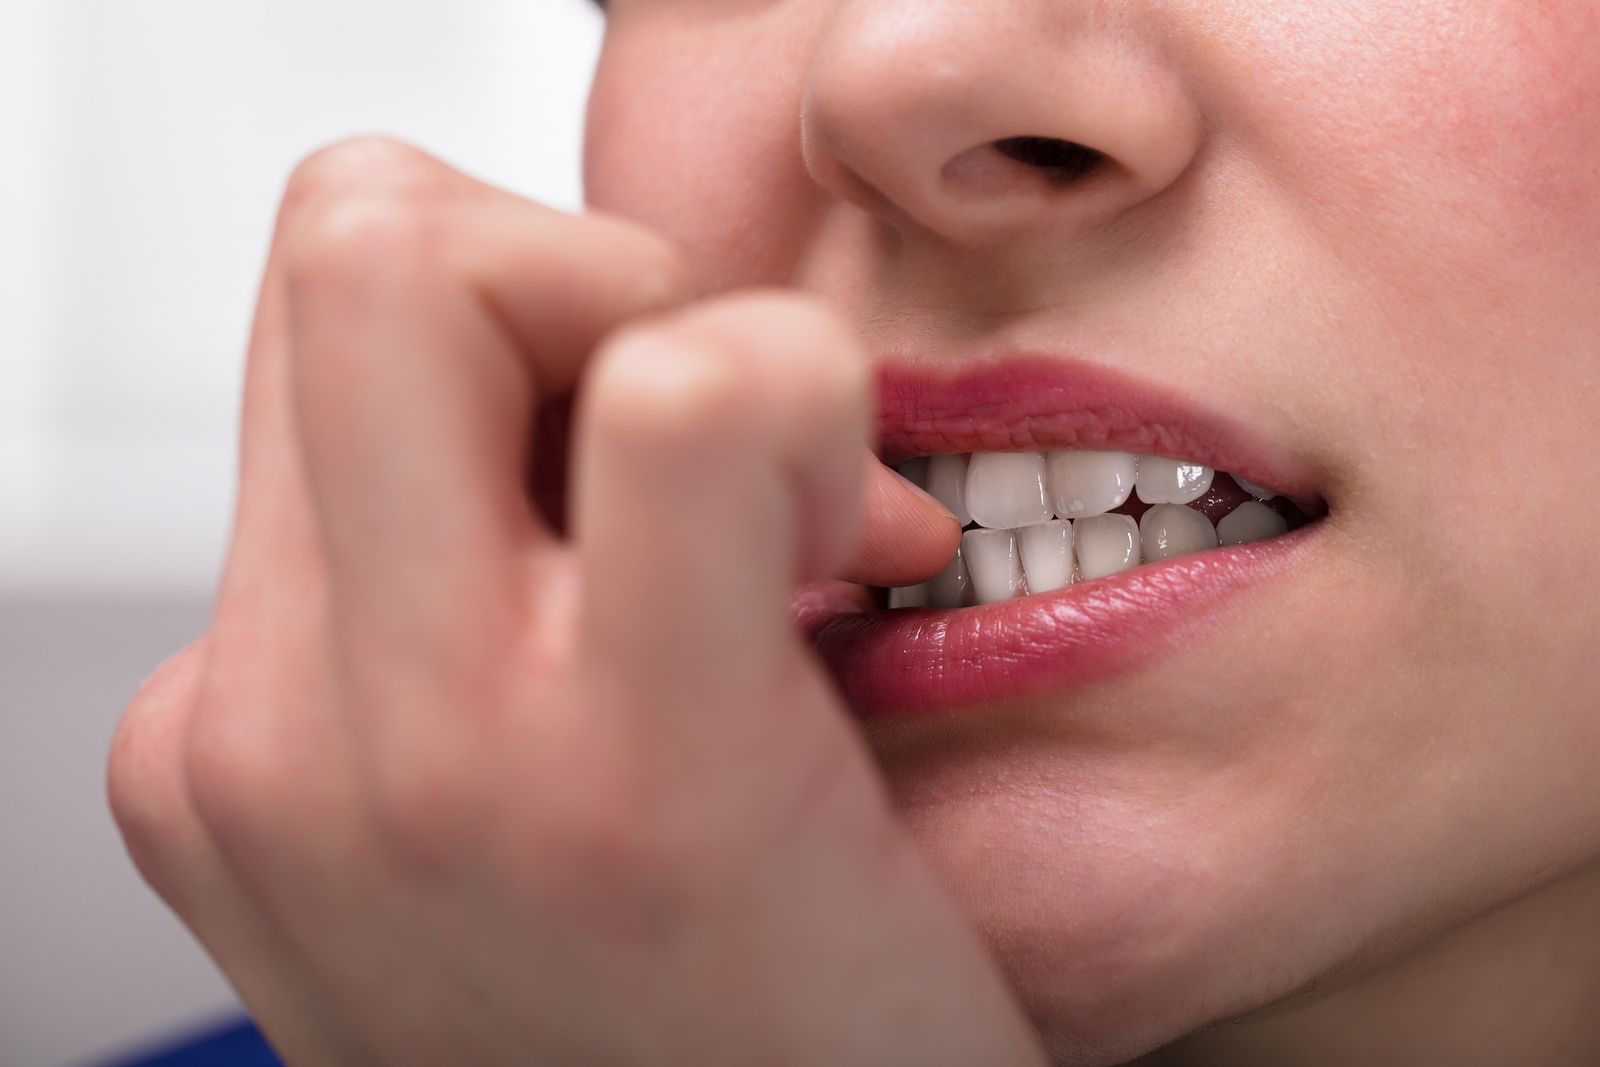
875;355;1321;502
809;530;1311;717
800;354;1326;718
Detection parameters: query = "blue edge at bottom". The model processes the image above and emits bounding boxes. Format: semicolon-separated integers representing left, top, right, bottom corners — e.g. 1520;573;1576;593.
94;1016;281;1067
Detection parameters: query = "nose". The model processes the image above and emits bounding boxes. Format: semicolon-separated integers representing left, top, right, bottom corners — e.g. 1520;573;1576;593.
801;0;1203;248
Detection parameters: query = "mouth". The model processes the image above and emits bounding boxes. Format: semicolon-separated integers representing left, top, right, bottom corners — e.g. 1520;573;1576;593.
799;355;1330;718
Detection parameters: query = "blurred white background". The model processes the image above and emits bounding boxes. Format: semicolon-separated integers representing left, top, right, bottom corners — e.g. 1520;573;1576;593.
0;2;603;1063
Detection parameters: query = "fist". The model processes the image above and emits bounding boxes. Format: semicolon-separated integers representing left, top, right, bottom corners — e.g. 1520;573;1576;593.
108;137;1041;1066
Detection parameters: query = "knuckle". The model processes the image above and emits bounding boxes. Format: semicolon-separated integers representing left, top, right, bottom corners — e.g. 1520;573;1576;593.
590;325;748;445
277;138;456;292
283;187;443;292
282;136;445;216
699;288;843;334
683;292;869;410
586;295;872;467
107;642;207;886
182;680;284;847
698;289;861;353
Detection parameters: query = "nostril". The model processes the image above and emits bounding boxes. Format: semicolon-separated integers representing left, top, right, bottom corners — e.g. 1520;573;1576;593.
993;136;1104;186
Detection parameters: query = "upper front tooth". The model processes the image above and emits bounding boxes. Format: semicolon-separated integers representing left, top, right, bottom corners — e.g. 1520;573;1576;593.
1217;500;1289;545
1018;519;1074;593
1047;450;1138;518
925;454;972;526
962;528;1023;603
966;452;1051;529
1139;503;1219;561
1136;455;1215;505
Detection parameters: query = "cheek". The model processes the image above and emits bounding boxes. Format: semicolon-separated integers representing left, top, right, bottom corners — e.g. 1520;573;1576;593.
1204;0;1600;589
1452;3;1600;242
1215;0;1600;283
584;22;819;292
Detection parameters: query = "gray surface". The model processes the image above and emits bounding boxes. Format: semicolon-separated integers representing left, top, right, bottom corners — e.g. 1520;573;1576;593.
0;596;238;1067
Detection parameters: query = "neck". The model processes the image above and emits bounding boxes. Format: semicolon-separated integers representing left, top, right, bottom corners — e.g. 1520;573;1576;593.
1137;858;1600;1066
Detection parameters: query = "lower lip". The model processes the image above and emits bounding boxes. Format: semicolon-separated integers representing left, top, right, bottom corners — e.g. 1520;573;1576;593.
808;526;1317;718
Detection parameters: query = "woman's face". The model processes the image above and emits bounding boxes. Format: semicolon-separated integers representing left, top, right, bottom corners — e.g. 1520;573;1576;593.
585;0;1600;1059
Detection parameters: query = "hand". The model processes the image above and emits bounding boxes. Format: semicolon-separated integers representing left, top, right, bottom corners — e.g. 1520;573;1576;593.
107;138;1046;1066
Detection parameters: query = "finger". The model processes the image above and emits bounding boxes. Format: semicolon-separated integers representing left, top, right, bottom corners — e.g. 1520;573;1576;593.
221;136;522;619
107;644;355;1065
213;165;329;618
279;139;690;653
575;292;870;713
838;459;961;587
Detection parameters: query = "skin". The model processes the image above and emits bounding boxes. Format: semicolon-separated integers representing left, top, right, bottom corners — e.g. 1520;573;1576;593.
109;1;1600;1064
591;0;1600;1061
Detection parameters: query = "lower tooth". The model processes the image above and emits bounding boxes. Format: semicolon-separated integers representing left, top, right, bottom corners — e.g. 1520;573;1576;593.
1139;503;1219;561
1018;520;1074;593
962;528;1022;604
927;547;971;609
1217;500;1289;545
888;584;930;609
1075;514;1142;580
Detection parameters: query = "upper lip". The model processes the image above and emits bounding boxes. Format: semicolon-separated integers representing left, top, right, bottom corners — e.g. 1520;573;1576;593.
873;350;1325;506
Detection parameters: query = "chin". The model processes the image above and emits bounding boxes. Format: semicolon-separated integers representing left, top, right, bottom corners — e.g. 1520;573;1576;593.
864;703;1348;1065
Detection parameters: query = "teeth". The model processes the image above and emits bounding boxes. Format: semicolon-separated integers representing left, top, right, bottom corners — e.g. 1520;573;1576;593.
888;584;930;609
1018;519;1074;594
1075;514;1142;580
962;528;1022;604
884;451;1308;609
965;451;1052;530
1139;503;1219;562
925;454;972;527
1046;450;1138;518
927;546;971;609
1231;474;1275;501
1135;455;1215;506
1217;500;1289;546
